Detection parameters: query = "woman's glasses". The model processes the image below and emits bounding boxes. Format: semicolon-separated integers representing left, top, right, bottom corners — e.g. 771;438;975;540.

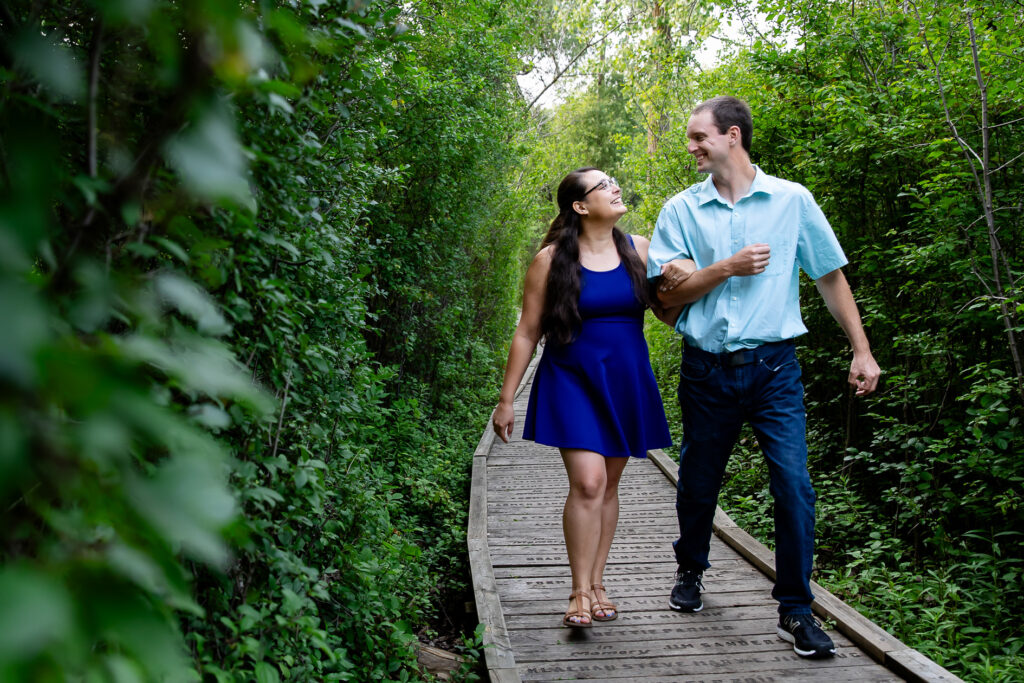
582;177;618;197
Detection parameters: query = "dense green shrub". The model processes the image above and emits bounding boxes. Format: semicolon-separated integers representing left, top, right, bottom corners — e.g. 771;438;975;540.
0;0;538;680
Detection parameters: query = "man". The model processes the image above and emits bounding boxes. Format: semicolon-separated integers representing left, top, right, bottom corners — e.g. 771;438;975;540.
647;95;880;659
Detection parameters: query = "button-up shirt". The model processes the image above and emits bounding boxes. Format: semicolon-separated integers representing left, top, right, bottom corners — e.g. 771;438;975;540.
647;167;847;353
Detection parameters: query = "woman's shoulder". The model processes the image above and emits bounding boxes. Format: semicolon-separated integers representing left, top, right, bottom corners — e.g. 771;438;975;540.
527;244;555;276
533;244;555;264
628;234;650;249
625;233;651;265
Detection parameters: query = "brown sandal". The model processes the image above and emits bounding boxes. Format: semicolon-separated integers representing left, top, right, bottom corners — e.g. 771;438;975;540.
590;583;618;621
562;589;593;628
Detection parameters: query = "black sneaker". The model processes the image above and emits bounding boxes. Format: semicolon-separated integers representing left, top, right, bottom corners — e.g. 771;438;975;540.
777;614;837;658
669;568;704;612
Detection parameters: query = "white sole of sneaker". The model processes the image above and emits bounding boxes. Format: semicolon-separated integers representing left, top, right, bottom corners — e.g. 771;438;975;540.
776;627;836;658
668;601;703;612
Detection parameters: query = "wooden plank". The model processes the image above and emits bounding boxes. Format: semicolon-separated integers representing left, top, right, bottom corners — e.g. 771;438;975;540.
497;574;773;601
487;480;671;493
519;648;886;680
571;670;901;683
512;635;857;662
509;621;856;653
504;604;781;630
886;649;965;682
468;452;517;674
492;557;750;579
489;499;679;512
500;591;776;614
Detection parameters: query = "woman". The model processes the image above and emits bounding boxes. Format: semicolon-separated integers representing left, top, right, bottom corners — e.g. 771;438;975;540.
493;168;685;627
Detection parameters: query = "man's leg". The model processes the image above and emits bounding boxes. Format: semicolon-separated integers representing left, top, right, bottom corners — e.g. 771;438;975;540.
747;344;835;658
672;350;743;610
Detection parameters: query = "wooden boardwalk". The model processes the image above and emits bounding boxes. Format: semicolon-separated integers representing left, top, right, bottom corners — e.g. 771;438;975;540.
468;353;962;682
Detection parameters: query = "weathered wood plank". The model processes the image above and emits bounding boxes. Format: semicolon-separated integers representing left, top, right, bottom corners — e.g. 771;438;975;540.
886;649;963;682
503;604;781;630
489;500;678;513
499;591;777;615
567;670;902;683
499;574;769;597
518;648;885;680
508;620;857;652
468;446;517;673
492;558;750;579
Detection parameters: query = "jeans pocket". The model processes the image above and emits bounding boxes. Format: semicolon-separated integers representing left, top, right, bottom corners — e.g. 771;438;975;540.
680;356;714;382
759;357;800;376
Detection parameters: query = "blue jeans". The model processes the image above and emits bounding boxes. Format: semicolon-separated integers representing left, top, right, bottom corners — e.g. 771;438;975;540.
674;340;816;615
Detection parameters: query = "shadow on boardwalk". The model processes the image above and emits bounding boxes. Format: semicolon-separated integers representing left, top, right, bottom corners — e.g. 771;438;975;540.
468;353;963;683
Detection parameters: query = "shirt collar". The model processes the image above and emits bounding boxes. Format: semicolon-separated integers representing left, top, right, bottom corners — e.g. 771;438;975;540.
696;165;775;206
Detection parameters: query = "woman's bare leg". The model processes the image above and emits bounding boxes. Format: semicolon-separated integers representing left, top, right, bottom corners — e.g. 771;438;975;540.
560;448;609;625
591;456;628;617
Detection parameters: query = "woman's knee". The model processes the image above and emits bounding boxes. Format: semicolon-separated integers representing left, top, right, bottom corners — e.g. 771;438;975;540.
569;473;607;501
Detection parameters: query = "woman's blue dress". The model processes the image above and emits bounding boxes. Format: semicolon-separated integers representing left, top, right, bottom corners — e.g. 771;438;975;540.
523;241;672;458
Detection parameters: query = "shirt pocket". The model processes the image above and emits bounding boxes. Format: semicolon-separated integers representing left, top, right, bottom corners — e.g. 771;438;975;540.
746;223;796;279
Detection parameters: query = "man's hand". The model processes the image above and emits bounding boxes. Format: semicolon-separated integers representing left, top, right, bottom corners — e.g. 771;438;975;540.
849;351;881;396
728;243;771;276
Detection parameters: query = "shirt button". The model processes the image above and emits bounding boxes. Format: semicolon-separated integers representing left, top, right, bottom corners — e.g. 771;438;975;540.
731;296;737;301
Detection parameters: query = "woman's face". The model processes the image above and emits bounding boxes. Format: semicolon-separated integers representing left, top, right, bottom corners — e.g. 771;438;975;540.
575;170;626;221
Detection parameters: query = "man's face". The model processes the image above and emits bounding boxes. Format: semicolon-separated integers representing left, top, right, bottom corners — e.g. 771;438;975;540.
686;110;734;175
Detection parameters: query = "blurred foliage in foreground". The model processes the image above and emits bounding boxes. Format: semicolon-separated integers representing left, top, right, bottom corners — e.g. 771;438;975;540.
0;0;540;679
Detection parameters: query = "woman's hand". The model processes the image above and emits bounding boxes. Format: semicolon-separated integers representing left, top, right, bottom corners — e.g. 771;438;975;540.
659;259;696;292
493;400;515;443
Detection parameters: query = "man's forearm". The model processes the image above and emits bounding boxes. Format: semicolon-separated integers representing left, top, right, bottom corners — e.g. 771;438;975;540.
815;268;881;395
814;269;870;353
657;259;733;307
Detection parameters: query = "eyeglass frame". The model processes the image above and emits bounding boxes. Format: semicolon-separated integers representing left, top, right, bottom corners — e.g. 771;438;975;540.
581;176;618;197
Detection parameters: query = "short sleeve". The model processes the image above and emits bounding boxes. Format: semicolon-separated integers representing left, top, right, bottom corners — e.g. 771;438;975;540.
796;192;848;280
647;201;691;280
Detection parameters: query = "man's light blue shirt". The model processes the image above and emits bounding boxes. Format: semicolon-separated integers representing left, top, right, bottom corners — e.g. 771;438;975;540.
647;166;847;353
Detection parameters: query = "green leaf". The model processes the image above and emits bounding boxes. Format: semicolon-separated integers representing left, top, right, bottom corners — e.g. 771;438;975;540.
254;661;281;683
11;29;85;99
155;274;231;336
163;104;255;210
0;567;73;659
127;453;237;568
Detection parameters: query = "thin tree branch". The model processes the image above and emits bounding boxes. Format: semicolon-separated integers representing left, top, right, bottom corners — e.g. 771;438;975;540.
270;371;292;460
990;149;1024;174
526;22;627;110
87;19;104;179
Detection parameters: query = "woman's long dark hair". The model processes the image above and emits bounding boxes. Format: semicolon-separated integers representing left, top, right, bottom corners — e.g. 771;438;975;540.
540;168;652;345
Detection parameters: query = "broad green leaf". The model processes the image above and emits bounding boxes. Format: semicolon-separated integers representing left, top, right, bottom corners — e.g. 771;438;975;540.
11;29;85;99
155;274;230;336
0;567;73;658
163;105;255;210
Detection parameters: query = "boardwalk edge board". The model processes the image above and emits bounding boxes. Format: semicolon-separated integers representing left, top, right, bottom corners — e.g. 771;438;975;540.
468;351;541;683
647;448;965;683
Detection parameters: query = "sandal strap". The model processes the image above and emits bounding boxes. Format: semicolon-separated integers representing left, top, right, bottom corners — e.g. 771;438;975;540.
567;590;591;620
590;583;617;611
